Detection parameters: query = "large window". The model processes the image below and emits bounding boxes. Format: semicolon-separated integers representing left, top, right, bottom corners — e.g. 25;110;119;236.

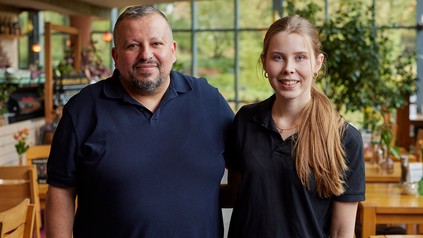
16;0;420;127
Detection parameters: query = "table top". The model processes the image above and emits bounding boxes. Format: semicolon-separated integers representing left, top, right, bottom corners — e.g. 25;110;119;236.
371;236;423;238
364;149;417;162
365;162;401;183
361;183;423;209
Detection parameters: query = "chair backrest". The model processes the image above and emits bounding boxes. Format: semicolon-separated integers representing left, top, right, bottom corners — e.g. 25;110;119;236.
0;166;41;238
26;145;50;184
0;198;35;238
26;145;51;162
414;129;423;161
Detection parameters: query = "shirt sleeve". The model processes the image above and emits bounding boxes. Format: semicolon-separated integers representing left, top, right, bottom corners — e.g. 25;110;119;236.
46;107;79;188
336;123;366;202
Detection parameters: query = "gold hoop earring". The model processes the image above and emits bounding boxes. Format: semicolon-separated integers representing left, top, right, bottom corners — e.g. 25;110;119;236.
264;72;268;78
313;72;319;79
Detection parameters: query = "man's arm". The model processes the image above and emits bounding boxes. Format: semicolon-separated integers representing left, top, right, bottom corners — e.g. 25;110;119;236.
45;185;77;238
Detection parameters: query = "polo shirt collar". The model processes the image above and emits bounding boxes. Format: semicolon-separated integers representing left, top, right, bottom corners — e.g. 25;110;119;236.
252;94;276;131
102;69;192;101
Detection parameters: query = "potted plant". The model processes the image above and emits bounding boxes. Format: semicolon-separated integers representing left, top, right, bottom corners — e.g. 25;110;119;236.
0;83;15;126
286;1;416;130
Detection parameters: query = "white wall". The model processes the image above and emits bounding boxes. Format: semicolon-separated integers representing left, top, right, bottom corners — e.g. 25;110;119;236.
0;118;45;165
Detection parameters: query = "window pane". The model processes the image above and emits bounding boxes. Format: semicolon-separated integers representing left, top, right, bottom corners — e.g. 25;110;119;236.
197;0;234;29
375;1;416;26
42;11;69;25
240;0;272;28
91;33;113;76
156;2;191;29
92;19;110;32
173;32;192;74
19;36;29;69
48;34;69;68
239;31;273;103
197;31;234;101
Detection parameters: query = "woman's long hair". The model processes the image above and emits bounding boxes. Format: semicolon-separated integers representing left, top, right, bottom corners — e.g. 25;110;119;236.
261;15;347;198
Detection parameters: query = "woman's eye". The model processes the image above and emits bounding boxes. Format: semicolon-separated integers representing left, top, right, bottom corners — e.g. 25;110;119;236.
273;55;283;61
296;55;306;61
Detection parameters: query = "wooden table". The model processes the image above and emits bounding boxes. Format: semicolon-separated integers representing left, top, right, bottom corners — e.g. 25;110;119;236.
371;236;423;238
359;183;423;238
365;149;416;162
365;162;401;183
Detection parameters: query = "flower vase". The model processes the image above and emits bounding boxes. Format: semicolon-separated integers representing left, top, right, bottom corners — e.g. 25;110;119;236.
18;153;26;166
369;141;380;165
378;144;394;174
380;153;394;174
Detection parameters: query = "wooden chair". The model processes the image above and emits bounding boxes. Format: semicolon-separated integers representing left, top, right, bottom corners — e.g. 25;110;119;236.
26;145;50;211
415;129;423;161
0;166;41;238
26;145;51;166
0;198;35;238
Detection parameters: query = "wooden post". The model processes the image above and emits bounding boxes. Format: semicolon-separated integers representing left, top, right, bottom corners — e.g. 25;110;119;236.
43;23;80;126
396;97;412;149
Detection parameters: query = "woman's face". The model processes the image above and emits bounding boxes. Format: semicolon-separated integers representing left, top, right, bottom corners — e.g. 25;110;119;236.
264;31;323;105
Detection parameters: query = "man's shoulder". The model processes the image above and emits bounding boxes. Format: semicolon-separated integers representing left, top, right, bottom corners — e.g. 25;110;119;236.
171;70;218;95
171;70;211;85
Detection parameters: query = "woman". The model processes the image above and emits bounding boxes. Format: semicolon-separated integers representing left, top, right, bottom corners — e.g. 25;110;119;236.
226;15;365;238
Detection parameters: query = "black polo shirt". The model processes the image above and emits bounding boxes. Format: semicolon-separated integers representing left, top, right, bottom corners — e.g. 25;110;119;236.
227;95;365;238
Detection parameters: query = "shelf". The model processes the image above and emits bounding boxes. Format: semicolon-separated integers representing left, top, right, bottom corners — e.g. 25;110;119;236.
0;34;23;39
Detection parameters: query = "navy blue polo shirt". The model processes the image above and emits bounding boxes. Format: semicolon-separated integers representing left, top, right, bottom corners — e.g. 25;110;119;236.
47;70;234;238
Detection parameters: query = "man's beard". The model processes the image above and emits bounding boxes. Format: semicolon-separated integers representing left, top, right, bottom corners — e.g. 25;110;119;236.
129;61;166;94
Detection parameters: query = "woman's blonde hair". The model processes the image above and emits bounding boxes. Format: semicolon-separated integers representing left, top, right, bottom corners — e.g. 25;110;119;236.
261;15;347;198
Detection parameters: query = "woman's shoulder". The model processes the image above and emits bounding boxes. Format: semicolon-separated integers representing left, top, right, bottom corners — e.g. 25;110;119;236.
237;95;275;116
343;122;364;147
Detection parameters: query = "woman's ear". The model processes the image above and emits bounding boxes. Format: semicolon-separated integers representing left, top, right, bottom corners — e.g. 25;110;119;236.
315;53;324;72
260;53;266;69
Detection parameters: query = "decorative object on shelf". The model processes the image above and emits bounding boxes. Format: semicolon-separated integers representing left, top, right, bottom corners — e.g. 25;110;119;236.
81;38;112;80
54;38;112;81
0;83;15;124
0;43;11;68
13;128;30;165
0;16;22;36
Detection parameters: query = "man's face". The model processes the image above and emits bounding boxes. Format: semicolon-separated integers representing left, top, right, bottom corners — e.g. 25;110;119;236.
112;14;176;94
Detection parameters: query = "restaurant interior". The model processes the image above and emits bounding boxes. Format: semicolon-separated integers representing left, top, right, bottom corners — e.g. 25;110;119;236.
0;0;423;237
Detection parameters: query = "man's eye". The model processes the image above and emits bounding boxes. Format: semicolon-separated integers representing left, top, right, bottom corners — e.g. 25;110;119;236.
152;42;164;47
127;44;138;49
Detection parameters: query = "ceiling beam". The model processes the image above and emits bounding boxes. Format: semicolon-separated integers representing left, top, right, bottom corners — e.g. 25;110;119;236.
0;0;111;19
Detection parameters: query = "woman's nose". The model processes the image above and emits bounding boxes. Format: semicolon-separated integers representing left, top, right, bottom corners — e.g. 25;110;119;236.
283;60;295;74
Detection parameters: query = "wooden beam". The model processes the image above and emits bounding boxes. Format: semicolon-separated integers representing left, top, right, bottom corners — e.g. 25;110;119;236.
0;0;110;19
44;23;81;125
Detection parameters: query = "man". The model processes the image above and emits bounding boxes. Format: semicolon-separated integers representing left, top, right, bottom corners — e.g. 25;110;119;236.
45;5;234;238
